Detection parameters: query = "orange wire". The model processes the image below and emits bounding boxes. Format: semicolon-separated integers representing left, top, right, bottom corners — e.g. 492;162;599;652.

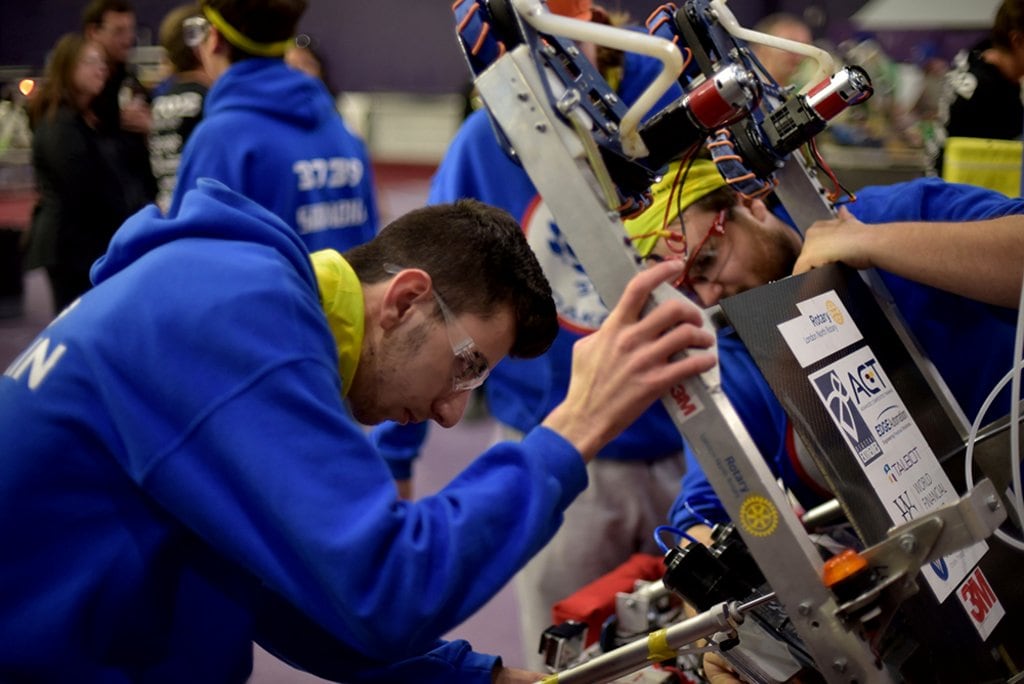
456;1;479;33
470;21;490;55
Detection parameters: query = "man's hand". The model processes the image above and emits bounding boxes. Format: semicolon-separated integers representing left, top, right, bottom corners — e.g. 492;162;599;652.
120;98;153;135
493;666;547;683
542;259;716;461
704;652;743;683
791;206;872;275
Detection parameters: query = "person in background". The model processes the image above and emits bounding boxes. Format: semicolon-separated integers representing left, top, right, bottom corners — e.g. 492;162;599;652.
0;176;715;682
749;12;813;88
170;0;378;254
930;0;1024;175
82;0;158;213
25;34;135;313
150;3;211;214
369;0;690;669
285;35;328;84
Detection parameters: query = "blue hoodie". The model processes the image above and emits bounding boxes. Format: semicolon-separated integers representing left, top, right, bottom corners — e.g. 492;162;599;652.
169;58;378;253
0;180;587;682
671;178;1024;531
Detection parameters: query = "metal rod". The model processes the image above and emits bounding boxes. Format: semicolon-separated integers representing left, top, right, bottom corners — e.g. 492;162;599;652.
540;602;741;684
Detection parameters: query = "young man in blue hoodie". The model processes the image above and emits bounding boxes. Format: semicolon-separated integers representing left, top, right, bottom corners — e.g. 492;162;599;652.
169;0;379;253
0;179;715;683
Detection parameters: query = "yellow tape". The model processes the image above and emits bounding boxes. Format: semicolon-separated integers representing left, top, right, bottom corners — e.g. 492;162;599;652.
647;628;676;662
540;675;559;683
203;5;292;57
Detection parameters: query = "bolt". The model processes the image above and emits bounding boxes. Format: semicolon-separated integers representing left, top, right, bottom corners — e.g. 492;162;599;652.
567;45;579;57
604;92;619;104
833;657;848;673
517;92;529;101
898;534;916;553
986;494;1000;512
798;602;812;616
535;122;547;132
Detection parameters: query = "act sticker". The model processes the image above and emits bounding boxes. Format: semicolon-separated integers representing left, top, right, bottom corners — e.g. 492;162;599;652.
739;495;779;537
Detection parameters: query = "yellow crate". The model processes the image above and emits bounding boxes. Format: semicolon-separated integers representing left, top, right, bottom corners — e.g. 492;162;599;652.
943;136;1022;197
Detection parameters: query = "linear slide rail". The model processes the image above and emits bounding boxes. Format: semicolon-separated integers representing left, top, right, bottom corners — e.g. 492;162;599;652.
474;45;894;683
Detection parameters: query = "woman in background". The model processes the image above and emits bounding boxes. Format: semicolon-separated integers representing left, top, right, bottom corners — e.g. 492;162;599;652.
27;33;134;314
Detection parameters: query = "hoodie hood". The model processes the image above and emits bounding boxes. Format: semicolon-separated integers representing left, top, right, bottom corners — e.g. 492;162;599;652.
92;178;314;290
204;58;337;130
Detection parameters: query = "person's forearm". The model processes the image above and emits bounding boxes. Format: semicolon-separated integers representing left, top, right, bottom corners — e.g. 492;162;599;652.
864;217;1024;308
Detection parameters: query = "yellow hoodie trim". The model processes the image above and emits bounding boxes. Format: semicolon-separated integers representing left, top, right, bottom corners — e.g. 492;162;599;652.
310;250;364;398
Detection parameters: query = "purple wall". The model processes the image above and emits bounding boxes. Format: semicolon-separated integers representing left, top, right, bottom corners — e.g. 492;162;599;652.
0;0;988;94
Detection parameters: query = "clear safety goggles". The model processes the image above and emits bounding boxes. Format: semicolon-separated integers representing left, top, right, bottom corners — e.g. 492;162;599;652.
383;264;490;393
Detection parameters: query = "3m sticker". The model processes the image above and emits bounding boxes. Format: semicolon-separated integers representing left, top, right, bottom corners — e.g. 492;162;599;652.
956;566;1004;640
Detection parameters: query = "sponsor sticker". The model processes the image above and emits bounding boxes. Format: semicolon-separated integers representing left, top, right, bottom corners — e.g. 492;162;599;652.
808;345;988;601
777;290;863;367
956;566;1004;640
739;494;779;537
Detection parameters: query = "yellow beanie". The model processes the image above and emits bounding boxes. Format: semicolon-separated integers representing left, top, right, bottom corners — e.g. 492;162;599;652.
625;160;727;257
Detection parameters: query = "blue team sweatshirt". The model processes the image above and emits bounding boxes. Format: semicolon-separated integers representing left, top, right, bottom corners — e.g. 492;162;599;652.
170;58;378;253
0;180;587;682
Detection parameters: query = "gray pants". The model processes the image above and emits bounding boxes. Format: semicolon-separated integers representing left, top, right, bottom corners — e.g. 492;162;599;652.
505;424;686;670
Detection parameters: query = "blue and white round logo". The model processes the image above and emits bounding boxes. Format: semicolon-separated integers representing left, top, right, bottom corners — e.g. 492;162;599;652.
521;195;610;335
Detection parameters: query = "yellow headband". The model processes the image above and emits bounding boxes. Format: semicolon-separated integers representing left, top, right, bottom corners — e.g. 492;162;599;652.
203;4;293;57
625;160;728;257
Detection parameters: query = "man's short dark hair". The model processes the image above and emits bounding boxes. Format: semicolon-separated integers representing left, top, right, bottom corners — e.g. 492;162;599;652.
82;0;135;29
203;0;307;62
344;199;558;359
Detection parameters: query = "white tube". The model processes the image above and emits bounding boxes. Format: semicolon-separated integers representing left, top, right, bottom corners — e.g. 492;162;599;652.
709;0;835;95
963;362;1024;554
510;0;683;158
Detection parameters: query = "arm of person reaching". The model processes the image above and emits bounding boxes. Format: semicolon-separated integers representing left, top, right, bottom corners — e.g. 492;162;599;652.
794;207;1024;308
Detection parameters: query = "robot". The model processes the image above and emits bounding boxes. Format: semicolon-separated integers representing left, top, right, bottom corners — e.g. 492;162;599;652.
449;1;1022;681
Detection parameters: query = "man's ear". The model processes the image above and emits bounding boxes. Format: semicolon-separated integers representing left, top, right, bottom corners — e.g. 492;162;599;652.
209;26;231;56
379;269;432;331
747;196;770;223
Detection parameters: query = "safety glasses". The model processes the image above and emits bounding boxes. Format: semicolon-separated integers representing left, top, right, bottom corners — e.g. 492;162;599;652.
383;264;490;393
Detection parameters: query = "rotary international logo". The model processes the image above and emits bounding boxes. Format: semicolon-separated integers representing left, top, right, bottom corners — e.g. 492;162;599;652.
739;495;779;537
825;299;844;325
